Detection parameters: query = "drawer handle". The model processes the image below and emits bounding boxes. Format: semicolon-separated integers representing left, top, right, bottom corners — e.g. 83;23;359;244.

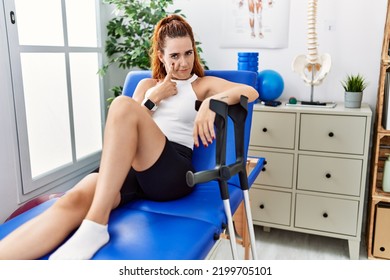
325;173;331;179
328;132;334;137
262;127;268;132
259;204;265;209
323;212;328;218
261;161;267;172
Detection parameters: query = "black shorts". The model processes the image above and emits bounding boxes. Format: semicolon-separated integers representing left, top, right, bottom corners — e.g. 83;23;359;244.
118;139;195;207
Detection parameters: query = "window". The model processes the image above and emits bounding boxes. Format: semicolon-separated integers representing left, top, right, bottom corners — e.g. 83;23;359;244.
4;0;104;194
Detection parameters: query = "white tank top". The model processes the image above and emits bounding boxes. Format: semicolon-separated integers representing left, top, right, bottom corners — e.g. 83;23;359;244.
147;74;198;149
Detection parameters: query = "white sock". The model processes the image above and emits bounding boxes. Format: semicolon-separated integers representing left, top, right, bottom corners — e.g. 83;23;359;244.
49;219;109;260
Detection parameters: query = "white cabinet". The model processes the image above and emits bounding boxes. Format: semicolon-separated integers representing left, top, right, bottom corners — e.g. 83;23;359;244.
249;102;372;259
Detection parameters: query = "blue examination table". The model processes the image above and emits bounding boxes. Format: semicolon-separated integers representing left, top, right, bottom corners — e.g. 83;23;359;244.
0;70;265;260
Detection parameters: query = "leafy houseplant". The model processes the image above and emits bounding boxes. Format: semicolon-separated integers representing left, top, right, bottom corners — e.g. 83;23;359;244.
341;74;368;108
100;0;208;105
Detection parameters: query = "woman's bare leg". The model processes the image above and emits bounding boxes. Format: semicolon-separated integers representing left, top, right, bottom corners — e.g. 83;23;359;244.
0;96;163;260
0;173;100;260
49;96;166;259
88;95;166;224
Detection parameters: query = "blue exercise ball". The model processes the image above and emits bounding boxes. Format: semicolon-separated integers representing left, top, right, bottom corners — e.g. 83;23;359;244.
257;70;284;101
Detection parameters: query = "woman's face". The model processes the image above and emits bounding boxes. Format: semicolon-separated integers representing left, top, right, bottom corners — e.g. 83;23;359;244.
159;36;194;80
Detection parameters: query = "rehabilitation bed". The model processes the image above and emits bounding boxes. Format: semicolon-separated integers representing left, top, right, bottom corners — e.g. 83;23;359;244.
0;70;265;260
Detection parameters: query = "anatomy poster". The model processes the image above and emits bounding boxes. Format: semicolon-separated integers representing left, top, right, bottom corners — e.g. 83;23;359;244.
221;0;291;48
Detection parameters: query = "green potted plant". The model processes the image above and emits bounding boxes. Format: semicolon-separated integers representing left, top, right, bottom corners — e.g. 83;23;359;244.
99;0;208;106
341;73;368;108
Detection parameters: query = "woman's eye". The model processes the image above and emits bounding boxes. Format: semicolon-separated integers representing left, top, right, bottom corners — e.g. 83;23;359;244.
170;54;178;59
186;51;193;56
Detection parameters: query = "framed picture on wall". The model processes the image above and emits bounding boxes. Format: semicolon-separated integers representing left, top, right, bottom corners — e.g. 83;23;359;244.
221;0;291;49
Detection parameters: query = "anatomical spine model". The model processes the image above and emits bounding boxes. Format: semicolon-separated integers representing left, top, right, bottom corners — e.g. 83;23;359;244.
292;0;331;102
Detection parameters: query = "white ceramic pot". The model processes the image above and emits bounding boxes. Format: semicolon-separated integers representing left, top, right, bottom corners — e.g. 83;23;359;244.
344;91;362;108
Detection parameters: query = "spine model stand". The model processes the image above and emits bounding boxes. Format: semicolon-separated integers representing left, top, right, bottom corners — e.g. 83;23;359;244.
292;0;331;103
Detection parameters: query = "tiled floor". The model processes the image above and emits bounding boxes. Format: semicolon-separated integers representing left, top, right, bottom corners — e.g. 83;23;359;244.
210;225;368;260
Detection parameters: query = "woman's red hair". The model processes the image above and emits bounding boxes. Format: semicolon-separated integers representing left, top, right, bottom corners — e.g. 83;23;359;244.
150;14;204;80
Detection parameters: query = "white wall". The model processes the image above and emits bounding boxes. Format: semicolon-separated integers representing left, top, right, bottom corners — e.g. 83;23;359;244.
172;0;387;112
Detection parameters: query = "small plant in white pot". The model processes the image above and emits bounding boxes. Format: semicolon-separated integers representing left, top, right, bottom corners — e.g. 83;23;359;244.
341;74;368;108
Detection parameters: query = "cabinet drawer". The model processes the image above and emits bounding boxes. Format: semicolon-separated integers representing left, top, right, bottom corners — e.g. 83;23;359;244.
299;114;366;155
250;111;296;149
250;188;291;226
295;194;358;236
249;150;294;189
297;155;362;196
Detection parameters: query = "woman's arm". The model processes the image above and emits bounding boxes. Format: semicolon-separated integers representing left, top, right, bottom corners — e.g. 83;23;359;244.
200;76;259;104
193;76;259;147
133;64;177;107
132;79;157;104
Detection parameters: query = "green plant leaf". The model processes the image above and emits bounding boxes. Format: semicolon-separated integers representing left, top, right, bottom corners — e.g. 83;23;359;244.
341;73;368;92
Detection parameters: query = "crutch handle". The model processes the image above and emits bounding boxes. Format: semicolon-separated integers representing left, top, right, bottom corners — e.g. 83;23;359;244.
186;165;231;186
